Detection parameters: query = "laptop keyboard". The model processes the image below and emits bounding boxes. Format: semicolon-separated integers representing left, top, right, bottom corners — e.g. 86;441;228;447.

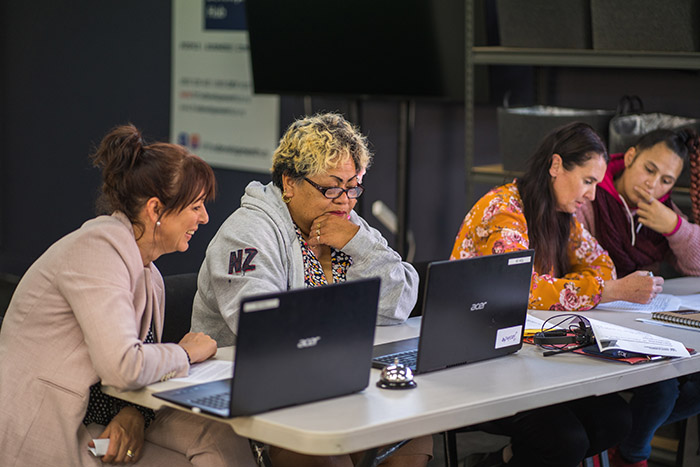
190;392;230;410
374;349;418;371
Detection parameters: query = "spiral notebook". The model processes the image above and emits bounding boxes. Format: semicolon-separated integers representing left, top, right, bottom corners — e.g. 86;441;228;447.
652;309;700;328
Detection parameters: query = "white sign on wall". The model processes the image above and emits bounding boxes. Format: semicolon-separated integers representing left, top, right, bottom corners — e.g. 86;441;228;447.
171;0;279;172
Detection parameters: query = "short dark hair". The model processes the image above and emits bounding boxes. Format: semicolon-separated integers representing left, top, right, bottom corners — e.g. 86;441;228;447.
633;127;700;222
633;127;698;168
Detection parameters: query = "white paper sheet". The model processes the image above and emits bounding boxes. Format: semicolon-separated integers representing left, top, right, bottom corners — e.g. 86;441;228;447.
588;317;690;358
676;294;700;310
636;318;700;333
594;294;681;313
661;277;700;296
525;314;548;330
88;438;110;457
170;360;233;383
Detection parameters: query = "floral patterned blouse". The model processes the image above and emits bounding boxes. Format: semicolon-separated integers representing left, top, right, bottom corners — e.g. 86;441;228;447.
450;183;616;311
294;225;353;287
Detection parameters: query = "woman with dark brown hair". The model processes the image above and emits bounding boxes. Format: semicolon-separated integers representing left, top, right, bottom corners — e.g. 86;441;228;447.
0;124;255;466
451;121;662;311
449;122;637;466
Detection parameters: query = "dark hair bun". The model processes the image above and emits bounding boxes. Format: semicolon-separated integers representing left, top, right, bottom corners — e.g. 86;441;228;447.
680;128;700;155
92;123;145;173
90;123;216;235
685;129;700;223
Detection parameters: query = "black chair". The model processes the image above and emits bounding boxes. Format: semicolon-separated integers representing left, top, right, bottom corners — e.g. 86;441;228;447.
676;415;700;466
161;273;199;343
409;260;431;318
441;430;610;466
161;273;273;466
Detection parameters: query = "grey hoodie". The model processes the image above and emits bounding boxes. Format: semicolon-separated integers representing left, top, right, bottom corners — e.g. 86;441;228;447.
191;181;418;346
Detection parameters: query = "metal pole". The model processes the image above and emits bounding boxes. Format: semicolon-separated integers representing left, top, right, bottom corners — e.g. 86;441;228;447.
465;0;475;207
397;100;414;259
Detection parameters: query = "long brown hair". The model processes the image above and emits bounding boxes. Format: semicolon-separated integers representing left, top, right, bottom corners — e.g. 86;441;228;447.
517;122;608;276
91;124;216;236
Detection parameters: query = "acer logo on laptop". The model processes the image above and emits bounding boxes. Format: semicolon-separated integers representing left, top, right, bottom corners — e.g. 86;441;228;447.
297;336;321;349
470;301;487;311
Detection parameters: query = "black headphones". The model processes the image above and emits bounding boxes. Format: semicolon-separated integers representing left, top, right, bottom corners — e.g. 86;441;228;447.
534;315;594;356
533;328;593;346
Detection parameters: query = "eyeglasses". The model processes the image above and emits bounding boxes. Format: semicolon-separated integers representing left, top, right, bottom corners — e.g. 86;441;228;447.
304;178;365;199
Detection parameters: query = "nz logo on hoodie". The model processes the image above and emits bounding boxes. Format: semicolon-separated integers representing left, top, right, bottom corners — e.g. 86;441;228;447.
228;248;258;274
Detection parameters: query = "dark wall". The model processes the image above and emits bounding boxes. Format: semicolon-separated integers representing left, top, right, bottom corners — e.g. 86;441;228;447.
2;0;172;274
6;2;696;281
0;1;469;279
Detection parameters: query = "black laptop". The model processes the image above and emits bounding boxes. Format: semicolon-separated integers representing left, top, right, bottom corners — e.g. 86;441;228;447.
154;278;380;417
372;250;534;374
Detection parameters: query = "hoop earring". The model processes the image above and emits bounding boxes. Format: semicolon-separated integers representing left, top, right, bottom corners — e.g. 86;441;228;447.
282;193;291;204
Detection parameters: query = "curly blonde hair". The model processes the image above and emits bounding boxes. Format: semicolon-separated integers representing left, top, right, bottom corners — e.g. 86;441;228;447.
271;113;373;188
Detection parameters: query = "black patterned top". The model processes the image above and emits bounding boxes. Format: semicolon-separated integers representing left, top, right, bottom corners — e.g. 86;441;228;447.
294;224;352;287
83;326;157;428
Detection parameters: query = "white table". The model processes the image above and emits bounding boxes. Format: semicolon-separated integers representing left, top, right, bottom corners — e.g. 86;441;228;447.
104;277;700;456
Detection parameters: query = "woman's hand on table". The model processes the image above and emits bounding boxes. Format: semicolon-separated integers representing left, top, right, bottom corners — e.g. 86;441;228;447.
602;271;664;304
178;332;217;363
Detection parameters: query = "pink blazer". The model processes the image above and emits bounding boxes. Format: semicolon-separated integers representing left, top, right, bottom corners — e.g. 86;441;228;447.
0;213;189;466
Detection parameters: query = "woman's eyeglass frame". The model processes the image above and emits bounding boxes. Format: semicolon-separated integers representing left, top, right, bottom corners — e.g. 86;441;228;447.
303;177;365;199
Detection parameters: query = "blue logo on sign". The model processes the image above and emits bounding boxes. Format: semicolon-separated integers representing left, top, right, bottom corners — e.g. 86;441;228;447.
177;132;201;150
204;0;247;31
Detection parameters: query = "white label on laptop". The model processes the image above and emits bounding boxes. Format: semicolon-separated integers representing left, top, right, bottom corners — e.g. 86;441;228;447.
243;298;280;312
495;325;522;349
508;256;532;265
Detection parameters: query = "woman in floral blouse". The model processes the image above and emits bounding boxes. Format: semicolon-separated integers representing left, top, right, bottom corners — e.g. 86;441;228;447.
451;122;662;311
449;123;645;467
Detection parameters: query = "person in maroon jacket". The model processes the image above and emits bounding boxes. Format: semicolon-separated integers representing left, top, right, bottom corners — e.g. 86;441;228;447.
578;127;700;277
577;127;700;467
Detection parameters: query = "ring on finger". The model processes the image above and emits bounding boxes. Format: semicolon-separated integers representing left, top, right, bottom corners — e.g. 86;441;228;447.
317;235;320;243
126;449;134;458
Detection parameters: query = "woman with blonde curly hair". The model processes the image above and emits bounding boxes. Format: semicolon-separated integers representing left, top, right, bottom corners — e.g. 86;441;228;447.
192;112;431;467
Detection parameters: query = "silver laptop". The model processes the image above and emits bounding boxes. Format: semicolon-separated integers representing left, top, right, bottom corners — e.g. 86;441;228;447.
372;250;534;374
154;278;380;417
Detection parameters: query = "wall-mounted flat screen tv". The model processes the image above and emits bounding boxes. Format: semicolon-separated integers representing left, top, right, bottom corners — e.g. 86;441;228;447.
245;0;465;100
